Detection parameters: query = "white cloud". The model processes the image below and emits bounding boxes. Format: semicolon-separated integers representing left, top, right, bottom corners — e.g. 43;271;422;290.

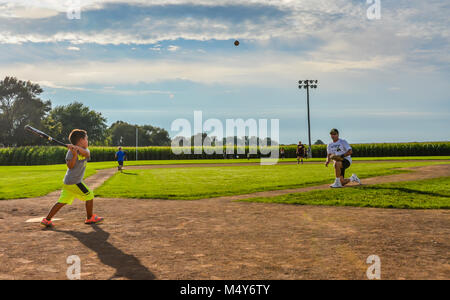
0;0;447;88
67;46;80;51
36;81;174;96
346;109;450;118
35;81;88;91
167;45;180;52
0;1;355;13
314;108;450;120
388;87;401;91
0;0;388;47
0;4;59;18
149;45;161;51
0;52;403;89
0;0;446;69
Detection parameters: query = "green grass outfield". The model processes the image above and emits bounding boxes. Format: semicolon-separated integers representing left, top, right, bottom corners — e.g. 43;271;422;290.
0;157;449;200
94;161;450;200
240;177;450;209
0;165;98;200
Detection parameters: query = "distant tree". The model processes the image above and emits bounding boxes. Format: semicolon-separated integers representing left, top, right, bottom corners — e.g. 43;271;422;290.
248;136;259;146
244;136;259;146
109;122;170;146
172;136;190;147
109;121;145;146
0;76;51;146
314;139;325;145
44;102;107;145
219;136;278;147
190;133;208;146
223;136;243;146
142;125;171;146
203;135;220;147
260;137;274;146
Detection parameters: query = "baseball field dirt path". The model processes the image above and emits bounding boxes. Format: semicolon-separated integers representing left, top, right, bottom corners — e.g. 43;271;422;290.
0;162;448;280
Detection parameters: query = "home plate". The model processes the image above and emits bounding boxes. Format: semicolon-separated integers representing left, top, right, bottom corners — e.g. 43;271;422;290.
26;217;62;223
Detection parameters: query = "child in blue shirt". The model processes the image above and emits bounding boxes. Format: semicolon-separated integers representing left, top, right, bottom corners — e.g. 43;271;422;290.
115;147;126;172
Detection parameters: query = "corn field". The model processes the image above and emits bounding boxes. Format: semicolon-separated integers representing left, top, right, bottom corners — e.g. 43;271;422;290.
0;142;448;165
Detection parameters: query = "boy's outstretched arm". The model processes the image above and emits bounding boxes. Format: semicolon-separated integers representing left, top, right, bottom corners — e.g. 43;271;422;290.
66;145;78;169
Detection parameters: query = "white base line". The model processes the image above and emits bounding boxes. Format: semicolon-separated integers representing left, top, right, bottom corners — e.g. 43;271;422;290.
26;217;62;223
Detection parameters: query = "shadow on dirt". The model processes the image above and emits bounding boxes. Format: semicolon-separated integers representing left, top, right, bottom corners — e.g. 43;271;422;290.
55;225;156;280
361;186;450;198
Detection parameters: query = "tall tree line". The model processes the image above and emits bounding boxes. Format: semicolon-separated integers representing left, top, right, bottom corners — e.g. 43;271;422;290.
0;77;171;147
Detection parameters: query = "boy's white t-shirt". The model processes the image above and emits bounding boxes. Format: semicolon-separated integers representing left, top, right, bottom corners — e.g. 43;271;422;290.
327;139;352;164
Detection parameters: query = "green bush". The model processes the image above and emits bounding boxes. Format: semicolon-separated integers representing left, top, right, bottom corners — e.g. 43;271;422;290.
0;142;449;165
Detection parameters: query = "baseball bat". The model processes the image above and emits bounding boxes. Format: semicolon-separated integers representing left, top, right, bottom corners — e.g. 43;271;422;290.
24;125;67;147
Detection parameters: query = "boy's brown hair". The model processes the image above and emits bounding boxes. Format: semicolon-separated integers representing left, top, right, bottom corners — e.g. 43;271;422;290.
330;128;339;135
69;129;87;145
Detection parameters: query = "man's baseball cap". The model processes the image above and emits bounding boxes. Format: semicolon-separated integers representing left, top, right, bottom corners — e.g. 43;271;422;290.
330;128;339;135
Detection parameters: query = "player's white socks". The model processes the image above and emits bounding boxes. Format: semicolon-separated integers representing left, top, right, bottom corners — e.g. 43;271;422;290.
330;178;343;188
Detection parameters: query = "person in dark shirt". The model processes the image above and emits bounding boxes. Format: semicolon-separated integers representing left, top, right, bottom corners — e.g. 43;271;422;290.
296;141;306;165
280;147;285;159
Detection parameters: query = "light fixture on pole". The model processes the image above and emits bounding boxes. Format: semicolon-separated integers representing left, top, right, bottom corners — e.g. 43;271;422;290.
298;79;318;158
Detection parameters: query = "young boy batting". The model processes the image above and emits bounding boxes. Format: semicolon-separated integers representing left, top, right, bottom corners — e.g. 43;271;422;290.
325;128;361;188
115;147;126;172
41;129;104;227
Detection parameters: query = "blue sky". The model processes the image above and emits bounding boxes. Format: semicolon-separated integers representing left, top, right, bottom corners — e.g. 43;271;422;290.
0;0;449;144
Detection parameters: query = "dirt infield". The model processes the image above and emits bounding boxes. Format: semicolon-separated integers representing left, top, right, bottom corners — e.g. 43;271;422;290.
0;163;449;280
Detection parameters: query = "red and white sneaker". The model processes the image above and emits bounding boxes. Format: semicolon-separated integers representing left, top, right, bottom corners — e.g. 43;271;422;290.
85;214;104;225
41;218;54;228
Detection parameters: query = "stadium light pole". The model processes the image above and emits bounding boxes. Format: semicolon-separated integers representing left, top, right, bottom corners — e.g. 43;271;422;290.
136;126;138;161
298;80;318;158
